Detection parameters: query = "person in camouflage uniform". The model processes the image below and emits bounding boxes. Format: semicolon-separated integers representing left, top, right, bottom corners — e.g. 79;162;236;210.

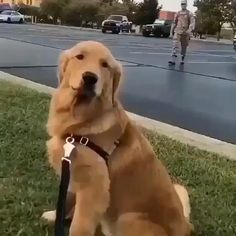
168;0;195;65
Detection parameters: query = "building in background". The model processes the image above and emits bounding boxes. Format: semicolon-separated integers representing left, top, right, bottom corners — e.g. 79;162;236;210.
0;0;41;7
159;11;176;21
0;3;12;12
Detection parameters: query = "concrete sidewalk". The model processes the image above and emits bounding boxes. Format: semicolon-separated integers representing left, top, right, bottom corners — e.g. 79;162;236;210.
1;71;236;161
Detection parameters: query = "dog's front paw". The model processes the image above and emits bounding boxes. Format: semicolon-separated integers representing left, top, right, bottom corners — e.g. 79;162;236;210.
41;210;56;223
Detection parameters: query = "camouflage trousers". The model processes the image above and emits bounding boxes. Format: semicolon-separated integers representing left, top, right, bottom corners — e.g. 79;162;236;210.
171;33;190;57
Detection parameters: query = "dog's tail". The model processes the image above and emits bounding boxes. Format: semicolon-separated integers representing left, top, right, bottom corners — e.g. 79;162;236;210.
174;184;191;220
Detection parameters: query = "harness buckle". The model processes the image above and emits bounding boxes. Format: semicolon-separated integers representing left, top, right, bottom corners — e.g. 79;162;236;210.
80;137;89;146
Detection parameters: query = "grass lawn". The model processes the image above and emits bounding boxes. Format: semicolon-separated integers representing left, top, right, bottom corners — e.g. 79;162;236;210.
0;80;235;236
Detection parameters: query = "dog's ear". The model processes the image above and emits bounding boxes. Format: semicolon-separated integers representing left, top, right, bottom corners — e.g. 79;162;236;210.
57;50;70;84
112;61;122;104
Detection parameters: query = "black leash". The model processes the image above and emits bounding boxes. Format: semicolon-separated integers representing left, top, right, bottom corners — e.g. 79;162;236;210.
54;158;71;236
54;135;110;236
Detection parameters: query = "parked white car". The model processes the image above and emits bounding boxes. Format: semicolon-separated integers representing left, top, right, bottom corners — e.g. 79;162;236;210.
0;10;24;23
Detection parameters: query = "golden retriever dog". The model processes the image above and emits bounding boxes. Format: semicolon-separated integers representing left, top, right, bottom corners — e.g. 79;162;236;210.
42;41;193;236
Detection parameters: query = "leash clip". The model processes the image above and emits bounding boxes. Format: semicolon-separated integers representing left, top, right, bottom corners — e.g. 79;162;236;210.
63;136;76;159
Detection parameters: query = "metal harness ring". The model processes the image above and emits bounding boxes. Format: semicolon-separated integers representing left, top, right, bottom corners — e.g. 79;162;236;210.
66;136;75;144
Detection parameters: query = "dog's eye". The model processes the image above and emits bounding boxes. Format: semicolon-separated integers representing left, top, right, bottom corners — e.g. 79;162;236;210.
76;54;84;60
102;61;109;68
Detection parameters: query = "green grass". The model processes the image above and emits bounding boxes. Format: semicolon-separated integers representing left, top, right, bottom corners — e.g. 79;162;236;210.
0;80;235;236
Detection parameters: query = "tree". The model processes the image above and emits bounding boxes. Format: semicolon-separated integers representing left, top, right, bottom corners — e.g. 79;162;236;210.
40;0;64;24
79;2;99;26
195;9;218;36
228;1;236;35
121;0;138;22
16;3;39;17
98;1;129;20
195;0;232;40
39;0;160;28
134;0;159;25
63;1;99;27
63;2;82;26
99;0;117;6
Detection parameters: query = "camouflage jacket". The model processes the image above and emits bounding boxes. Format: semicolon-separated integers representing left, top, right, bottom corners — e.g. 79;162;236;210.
172;10;195;35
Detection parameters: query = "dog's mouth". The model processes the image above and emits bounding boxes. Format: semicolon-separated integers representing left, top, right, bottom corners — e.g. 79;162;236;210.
72;86;96;105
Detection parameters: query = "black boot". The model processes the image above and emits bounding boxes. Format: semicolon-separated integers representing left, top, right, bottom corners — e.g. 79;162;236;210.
168;55;177;65
180;55;185;65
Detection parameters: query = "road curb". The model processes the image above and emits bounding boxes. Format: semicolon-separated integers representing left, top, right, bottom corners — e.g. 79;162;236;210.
1;71;236;161
191;38;232;45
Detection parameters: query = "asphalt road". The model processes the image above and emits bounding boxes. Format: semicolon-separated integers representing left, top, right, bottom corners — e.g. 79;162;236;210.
0;24;236;144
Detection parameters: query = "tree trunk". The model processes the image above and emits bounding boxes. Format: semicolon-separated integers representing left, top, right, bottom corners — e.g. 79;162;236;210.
216;31;220;41
216;23;223;41
53;17;57;25
231;22;236;37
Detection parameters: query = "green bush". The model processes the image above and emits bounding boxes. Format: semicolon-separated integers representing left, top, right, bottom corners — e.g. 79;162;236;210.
15;3;40;17
63;3;82;26
63;2;99;27
39;0;160;27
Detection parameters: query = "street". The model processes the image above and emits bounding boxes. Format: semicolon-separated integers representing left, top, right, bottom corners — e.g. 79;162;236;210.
0;23;236;144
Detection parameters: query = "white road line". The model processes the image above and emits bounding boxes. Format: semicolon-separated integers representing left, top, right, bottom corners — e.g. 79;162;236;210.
187;61;236;64
194;52;236;58
196;49;234;52
111;45;171;50
129;51;236;58
130;52;170;55
129;51;209;56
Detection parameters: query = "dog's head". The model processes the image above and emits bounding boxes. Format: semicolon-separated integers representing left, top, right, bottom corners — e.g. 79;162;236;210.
57;41;122;116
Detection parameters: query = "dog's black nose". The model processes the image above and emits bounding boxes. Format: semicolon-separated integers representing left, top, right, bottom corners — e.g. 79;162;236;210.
82;72;98;86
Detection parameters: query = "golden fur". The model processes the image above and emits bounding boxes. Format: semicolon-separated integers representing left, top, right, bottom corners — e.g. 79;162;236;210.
43;41;193;236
